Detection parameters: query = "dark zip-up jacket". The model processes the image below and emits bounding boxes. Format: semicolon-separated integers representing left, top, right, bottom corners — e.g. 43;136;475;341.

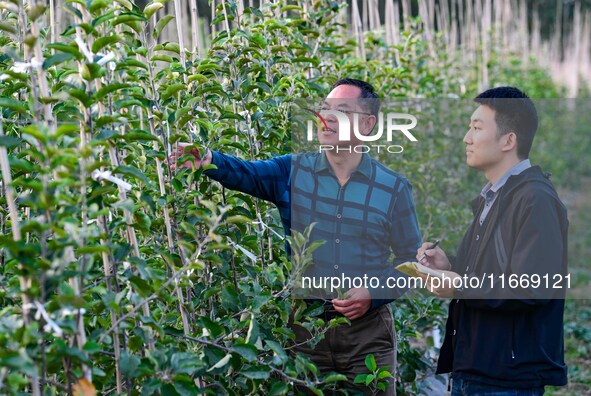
436;166;568;388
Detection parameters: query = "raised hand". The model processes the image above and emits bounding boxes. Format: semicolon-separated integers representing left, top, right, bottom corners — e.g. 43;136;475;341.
416;241;451;270
169;143;212;171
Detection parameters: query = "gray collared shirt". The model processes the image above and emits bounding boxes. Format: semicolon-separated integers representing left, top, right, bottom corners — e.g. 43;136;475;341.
479;159;531;225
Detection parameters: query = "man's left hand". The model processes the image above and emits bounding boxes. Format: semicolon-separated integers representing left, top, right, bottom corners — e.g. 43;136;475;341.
332;288;371;320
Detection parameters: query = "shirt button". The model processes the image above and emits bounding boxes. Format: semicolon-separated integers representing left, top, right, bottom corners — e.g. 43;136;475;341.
476;234;480;241
453;329;457;335
334;265;339;270
335;238;340;243
336;213;342;219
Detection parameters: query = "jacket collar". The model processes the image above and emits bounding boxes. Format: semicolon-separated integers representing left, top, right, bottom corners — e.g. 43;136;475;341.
471;165;551;215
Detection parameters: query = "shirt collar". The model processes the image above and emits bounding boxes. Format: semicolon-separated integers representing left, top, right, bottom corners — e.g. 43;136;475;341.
314;152;373;179
480;159;531;199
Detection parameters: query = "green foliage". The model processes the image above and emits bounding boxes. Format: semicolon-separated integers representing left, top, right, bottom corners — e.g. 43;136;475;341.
353;354;394;394
0;0;587;395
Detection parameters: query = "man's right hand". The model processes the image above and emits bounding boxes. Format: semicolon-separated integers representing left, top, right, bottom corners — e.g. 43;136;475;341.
416;242;452;270
169;143;212;170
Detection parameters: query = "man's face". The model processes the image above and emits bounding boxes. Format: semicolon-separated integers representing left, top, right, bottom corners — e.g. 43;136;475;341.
317;85;376;147
464;105;506;171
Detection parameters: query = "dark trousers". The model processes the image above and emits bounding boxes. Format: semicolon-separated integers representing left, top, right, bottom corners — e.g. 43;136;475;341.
289;304;397;395
451;378;545;396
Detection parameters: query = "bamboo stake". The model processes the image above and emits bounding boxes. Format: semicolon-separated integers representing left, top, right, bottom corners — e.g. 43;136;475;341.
173;0;189;79
392;0;400;46
141;12;192;346
362;0;368;32
401;0;410;31
582;12;591;87
49;0;56;44
384;0;393;46
23;1;57;393
220;0;232;36
502;0;511;57
190;0;203;56
0;125;26;306
211;0;216;36
98;218;123;393
450;0;458;55
0;123;39;394
492;0;502;54
351;0;366;60
418;0;434;59
481;0;491;90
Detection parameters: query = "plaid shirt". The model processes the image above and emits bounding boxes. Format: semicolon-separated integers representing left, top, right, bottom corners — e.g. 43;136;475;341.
206;151;422;309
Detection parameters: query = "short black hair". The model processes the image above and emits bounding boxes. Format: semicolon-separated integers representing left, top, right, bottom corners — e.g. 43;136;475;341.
332;78;380;116
474;86;538;159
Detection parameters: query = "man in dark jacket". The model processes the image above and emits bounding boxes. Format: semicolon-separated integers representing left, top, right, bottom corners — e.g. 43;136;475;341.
417;87;568;395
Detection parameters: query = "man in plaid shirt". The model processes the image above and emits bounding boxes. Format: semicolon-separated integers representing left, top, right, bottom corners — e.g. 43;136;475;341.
173;79;421;395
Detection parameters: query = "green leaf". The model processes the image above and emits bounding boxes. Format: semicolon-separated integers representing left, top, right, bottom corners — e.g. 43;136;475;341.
21;125;47;144
245;316;259;345
281;5;302;13
269;382;289;396
93;11;117;26
0;2;19;14
151;54;173;64
353;374;367;384
172;379;196;396
54;123;79;138
0;135;21;148
323;373;348;382
265;340;288;364
96;83;131;100
113;13;146;30
198;316;225;339
365;354;377;372
129;275;152;298
82;341;101;354
365;374;375;386
207;353;231;371
144;2;164;19
0;21;16;34
9;157;34;172
232;344;258;362
120;352;140;377
118;58;148;70
89;0;110;14
241;366;270;380
47;43;83;59
115;165;151;186
115;0;133;10
91;35;120;54
81;63;105;81
0;97;27;114
76;246;109;255
43;52;75;69
0;350;36;377
27;4;46;21
123;131;159;142
153;15;174;39
68;89;94;108
161;83;186;101
377;369;393;379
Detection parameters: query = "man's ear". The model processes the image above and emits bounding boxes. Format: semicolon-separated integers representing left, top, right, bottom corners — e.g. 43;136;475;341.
501;132;518;152
361;115;377;136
